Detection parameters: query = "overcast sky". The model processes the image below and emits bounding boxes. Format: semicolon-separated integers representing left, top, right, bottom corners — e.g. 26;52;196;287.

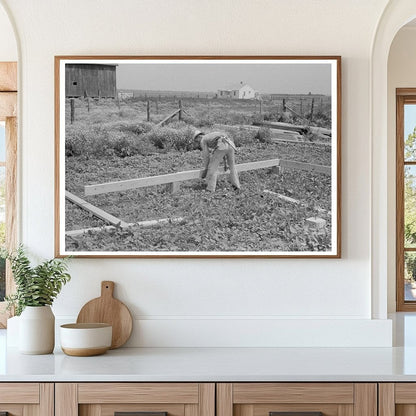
116;62;332;95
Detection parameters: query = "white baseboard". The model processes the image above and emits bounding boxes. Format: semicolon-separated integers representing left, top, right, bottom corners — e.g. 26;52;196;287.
54;317;392;348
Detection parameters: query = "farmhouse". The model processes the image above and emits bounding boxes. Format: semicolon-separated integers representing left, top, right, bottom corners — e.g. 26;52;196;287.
65;63;117;98
118;91;134;100
217;82;258;99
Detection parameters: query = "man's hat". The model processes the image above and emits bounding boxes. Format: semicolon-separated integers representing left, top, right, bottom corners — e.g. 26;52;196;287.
193;130;203;140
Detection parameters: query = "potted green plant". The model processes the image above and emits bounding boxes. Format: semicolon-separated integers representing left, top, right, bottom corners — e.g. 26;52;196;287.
4;246;71;354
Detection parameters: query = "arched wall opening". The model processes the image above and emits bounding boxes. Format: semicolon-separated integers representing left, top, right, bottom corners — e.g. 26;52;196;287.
387;19;416;313
371;1;416;319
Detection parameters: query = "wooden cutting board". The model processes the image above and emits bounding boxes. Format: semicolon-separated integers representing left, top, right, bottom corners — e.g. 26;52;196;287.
76;281;133;349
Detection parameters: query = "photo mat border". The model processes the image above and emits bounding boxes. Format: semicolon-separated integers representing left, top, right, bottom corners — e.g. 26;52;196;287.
54;55;341;258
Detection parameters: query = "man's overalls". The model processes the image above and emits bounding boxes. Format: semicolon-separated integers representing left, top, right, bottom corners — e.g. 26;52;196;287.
200;132;241;192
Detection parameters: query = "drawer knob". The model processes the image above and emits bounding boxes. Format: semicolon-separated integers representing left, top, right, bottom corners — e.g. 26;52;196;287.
270;413;323;416
115;412;168;416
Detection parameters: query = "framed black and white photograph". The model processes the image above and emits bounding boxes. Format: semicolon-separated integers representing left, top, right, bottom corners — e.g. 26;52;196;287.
55;56;341;258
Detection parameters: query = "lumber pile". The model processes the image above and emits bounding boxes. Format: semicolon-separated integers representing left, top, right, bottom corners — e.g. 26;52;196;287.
253;121;331;142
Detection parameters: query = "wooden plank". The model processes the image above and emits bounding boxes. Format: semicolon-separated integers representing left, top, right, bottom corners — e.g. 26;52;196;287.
185;404;199;416
216;384;233;416
78;383;199;404
253;121;307;134
85;159;282;196
309;126;331;136
395;383;416;403
379;383;395;416
396;404;416;416
285;104;307;121
0;405;24;416
237;405;253;416
0;92;17;120
280;160;331;174
23;405;36;416
337;404;354;416
65;191;129;227
66;217;184;237
157;109;180;126
79;404;101;416
354;384;377;416
55;383;78;416
84;158;330;196
233;383;353;404
271;138;330;146
0;62;17;91
39;383;54;416
199;384;215;416
0;383;39;404
264;190;300;204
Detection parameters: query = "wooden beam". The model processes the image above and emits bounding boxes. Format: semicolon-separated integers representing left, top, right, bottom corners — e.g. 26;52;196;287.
0;92;16;120
309;126;331;137
280;160;331;174
66;217;184;237
271;138;330;146
157;108;180;126
85;158;282;196
0;62;17;92
65;191;129;227
85;158;331;196
253;121;308;134
264;189;327;213
254;121;331;137
264;190;300;204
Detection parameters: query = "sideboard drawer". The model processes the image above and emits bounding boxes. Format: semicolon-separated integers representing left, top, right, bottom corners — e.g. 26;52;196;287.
0;383;53;416
56;383;215;416
217;383;376;416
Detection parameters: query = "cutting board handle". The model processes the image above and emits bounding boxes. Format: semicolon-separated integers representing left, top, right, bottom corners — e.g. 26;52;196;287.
101;281;115;298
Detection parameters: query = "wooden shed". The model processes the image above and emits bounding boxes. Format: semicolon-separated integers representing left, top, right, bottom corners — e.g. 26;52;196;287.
65;64;117;98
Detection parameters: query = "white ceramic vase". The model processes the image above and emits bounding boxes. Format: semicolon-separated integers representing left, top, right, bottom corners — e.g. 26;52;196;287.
19;306;55;354
6;315;20;347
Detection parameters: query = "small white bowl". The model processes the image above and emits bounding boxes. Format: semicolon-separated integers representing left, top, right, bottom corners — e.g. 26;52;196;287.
60;323;112;356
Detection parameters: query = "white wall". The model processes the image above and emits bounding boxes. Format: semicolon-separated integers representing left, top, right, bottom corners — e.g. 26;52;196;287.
0;0;393;347
0;3;16;61
387;26;416;312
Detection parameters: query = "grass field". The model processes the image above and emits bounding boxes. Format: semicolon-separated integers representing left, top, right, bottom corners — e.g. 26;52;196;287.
64;95;333;253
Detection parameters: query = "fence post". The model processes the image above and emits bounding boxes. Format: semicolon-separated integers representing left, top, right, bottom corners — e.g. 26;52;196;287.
147;100;150;122
155;100;159;114
259;100;262;115
300;99;303;116
87;97;90;113
282;98;286;112
70;98;75;124
178;99;182;121
309;98;315;121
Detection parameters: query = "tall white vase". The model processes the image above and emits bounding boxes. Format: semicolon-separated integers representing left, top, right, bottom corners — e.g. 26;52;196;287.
19;306;55;354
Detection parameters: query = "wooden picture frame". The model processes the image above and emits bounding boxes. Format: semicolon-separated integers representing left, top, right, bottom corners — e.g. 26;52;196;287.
55;56;341;258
